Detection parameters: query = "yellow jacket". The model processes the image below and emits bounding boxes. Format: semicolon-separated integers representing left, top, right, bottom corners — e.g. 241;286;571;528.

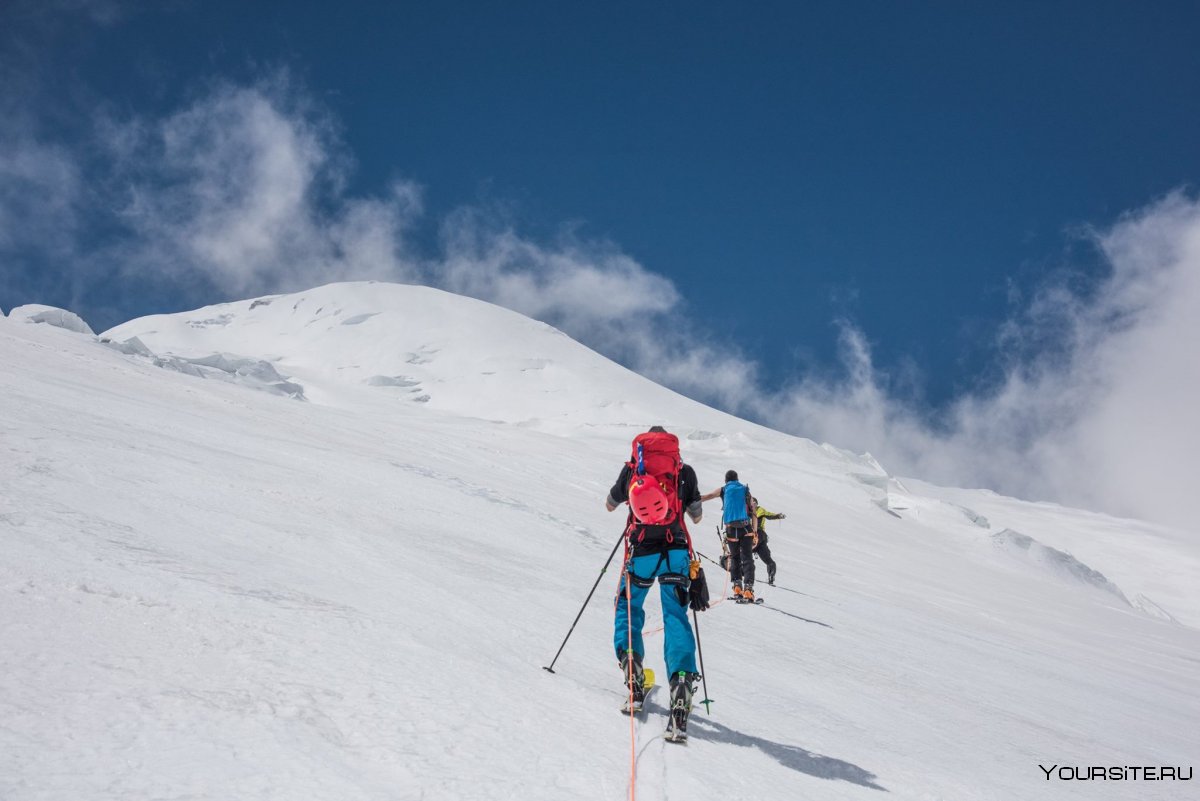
755;505;784;533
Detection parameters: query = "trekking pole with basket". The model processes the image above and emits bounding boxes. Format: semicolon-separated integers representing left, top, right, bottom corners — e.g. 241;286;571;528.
543;533;625;674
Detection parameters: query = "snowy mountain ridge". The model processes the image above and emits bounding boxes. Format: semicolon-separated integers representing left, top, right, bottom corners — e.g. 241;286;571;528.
102;281;728;431
3;282;1197;801
90;281;1200;627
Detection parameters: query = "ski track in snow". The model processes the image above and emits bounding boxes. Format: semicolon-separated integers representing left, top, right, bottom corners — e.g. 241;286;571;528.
2;285;1198;801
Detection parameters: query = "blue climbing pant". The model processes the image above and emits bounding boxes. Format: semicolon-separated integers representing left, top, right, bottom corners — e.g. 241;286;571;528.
613;549;698;675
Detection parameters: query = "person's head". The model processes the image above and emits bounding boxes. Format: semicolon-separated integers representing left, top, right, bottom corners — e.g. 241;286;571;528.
648;425;667;433
725;469;738;482
751;496;758;507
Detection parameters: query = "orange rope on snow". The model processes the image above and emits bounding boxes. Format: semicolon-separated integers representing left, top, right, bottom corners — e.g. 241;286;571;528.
624;567;637;801
642;566;730;637
708;567;732;609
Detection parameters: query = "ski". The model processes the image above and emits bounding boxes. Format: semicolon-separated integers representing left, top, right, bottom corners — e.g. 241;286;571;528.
666;707;691;741
665;704;689;742
619;667;655;715
728;596;764;604
665;672;693;744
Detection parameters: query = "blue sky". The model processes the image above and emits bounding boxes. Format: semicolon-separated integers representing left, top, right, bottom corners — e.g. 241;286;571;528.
3;1;1199;529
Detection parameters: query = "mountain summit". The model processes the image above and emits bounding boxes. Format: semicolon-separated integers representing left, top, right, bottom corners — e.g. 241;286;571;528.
103;281;713;429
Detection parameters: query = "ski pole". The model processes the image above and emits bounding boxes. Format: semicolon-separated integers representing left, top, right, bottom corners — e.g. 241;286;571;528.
543;533;625;674
692;608;713;714
694;550;725;570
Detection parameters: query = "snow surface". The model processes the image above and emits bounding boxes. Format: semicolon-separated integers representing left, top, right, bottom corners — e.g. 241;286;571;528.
3;282;1198;801
7;303;95;336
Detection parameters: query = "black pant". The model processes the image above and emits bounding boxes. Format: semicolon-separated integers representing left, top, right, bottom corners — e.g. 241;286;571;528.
726;524;756;589
753;531;775;575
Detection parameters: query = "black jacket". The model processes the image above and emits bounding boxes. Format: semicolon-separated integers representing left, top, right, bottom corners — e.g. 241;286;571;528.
608;463;702;554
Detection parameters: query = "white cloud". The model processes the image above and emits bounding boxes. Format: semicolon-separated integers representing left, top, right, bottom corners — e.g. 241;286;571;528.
73;76;674;338
1046;194;1200;525
4;69;683;338
752;192;1200;532
99;77;423;295
0;138;80;253
438;207;679;330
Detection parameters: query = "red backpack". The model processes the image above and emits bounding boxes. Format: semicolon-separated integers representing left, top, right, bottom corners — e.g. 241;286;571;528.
626;431;683;526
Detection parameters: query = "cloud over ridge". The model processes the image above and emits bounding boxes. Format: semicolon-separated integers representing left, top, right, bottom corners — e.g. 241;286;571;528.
2;71;1197;533
754;192;1200;531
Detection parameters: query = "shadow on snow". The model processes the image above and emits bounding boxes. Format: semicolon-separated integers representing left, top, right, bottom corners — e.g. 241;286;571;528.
642;702;886;790
759;603;834;629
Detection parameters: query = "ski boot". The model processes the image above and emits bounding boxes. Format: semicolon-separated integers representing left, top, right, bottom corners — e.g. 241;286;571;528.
619;650;645;714
665;671;699;743
767;566;776;586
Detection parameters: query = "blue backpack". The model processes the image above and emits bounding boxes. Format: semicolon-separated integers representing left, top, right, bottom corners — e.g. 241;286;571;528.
721;481;752;526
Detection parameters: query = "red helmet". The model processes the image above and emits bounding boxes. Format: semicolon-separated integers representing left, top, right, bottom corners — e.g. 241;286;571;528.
629;477;670;524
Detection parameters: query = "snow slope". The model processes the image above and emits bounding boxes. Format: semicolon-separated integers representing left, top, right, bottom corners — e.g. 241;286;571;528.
3;283;1197;801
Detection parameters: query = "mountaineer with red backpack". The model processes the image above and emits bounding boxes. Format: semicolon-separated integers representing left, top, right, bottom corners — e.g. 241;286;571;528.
605;426;706;742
